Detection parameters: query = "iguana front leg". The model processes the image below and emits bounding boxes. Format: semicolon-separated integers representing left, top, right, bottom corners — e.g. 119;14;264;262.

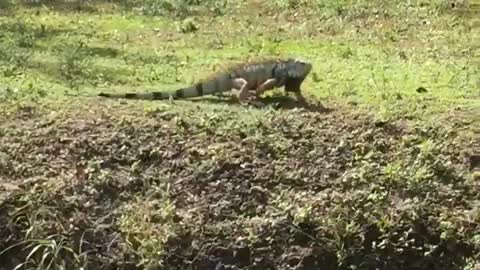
293;92;307;104
284;77;308;104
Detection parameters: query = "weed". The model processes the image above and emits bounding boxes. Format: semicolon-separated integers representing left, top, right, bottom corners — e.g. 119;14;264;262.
126;0;230;18
2;235;89;270
118;187;179;267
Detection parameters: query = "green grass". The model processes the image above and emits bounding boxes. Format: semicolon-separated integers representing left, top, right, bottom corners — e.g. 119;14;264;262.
0;0;477;121
0;0;479;269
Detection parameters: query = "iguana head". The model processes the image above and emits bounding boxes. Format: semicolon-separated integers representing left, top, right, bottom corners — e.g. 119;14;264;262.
282;58;312;93
285;58;312;79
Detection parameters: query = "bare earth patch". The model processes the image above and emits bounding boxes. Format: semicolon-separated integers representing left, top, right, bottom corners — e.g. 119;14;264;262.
0;99;478;270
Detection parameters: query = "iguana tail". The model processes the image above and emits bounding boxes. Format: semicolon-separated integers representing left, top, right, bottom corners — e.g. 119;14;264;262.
98;73;234;100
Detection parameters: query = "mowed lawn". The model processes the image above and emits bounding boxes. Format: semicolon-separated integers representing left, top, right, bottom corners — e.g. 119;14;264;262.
0;1;479;270
0;1;477;117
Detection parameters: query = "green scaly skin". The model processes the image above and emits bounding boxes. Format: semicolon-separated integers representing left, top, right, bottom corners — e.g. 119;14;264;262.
98;58;312;104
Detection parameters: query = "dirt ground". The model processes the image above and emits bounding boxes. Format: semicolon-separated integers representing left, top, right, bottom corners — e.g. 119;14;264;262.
0;98;478;270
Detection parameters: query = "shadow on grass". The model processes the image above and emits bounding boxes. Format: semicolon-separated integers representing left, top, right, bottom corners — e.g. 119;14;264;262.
188;94;334;113
0;0;187;15
0;20;74;51
0;0;121;14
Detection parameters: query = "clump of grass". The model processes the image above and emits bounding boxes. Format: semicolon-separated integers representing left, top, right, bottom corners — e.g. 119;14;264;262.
0;43;32;78
270;0;467;17
0;235;89;270
0;180;89;270
58;43;92;89
117;187;182;268
117;0;231;17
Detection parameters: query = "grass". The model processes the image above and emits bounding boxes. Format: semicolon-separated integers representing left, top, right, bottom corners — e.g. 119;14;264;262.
0;0;479;269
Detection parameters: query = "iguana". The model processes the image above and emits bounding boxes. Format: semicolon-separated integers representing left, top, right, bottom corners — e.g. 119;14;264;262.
97;58;313;104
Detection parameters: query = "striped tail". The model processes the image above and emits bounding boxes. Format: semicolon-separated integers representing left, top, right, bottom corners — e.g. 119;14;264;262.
98;73;234;100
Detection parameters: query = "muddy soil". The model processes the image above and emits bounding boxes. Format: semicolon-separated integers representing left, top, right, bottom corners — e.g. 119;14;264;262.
0;100;478;270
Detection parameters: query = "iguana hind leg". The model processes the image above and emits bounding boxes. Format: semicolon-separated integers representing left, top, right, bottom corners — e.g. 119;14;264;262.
255;78;277;97
233;78;251;104
241;78;278;107
234;78;280;107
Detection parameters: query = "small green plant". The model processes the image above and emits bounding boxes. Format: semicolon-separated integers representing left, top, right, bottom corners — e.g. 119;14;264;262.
126;0;229;17
176;17;198;33
58;42;92;89
1;235;89;270
271;0;301;9
118;189;179;267
0;41;32;77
